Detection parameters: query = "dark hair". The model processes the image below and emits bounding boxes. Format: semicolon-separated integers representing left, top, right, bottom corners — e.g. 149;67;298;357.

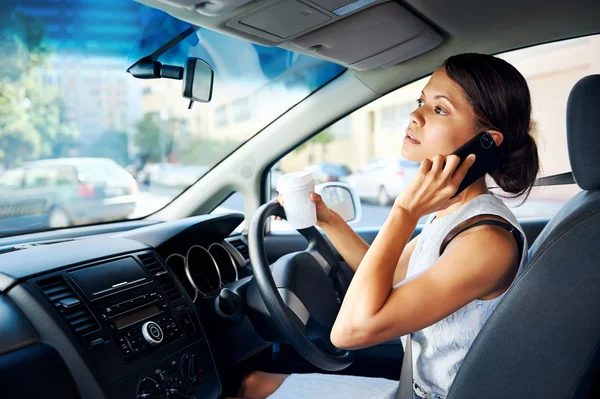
443;53;539;202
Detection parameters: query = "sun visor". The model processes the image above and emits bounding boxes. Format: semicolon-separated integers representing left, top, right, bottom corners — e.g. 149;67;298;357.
239;0;331;39
291;1;443;70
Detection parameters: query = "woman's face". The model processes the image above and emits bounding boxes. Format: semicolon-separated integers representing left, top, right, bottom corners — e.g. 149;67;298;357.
401;67;479;162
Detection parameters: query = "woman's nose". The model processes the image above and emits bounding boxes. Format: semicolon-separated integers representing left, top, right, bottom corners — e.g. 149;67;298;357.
409;109;424;127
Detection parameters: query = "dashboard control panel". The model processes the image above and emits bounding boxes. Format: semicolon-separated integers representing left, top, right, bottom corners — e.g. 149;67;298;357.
97;288;185;363
106;340;220;399
32;251;220;398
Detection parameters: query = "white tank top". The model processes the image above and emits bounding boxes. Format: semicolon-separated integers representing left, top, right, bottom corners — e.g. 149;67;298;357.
397;193;528;397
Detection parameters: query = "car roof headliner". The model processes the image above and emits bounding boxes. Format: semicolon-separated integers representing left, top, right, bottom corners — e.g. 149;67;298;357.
136;0;600;95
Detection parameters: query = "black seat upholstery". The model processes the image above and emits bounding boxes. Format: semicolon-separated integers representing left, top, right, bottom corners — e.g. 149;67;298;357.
448;75;600;398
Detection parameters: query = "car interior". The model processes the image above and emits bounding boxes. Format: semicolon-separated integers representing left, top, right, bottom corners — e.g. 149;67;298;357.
1;0;600;398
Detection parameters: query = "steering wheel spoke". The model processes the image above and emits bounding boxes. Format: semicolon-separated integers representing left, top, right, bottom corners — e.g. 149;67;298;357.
278;288;310;326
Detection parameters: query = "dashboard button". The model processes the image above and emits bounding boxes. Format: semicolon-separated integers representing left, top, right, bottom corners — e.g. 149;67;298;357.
149;325;161;339
141;321;164;346
90;337;104;347
181;314;196;334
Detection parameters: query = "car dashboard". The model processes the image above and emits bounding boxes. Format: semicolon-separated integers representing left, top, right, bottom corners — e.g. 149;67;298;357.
0;212;262;399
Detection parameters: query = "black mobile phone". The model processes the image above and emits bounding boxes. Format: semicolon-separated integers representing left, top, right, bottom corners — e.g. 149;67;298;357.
449;131;501;198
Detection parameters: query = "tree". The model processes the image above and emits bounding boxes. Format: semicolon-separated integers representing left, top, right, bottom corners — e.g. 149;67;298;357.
0;102;40;168
178;137;240;166
85;131;130;166
0;10;78;167
293;128;335;163
133;113;164;162
26;76;78;159
133;113;231;165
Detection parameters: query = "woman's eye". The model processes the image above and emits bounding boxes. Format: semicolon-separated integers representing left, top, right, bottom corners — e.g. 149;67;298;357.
434;106;447;115
416;98;424;107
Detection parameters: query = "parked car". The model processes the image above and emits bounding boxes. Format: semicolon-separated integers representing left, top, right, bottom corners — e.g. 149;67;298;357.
0;158;138;231
304;162;352;184
345;157;421;206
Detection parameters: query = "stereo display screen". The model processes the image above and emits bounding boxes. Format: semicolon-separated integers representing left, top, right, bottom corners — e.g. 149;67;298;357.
114;305;161;330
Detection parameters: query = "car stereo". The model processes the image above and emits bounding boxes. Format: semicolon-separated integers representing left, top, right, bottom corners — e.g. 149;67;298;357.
35;252;219;398
96;290;185;362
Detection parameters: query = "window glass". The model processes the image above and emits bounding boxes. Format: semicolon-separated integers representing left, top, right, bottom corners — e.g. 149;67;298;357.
0;0;344;236
0;169;25;189
211;192;245;232
270;35;599;230
23;168;52;188
54;166;78;186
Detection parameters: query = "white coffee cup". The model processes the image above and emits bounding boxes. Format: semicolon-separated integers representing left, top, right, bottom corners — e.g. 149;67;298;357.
276;171;317;230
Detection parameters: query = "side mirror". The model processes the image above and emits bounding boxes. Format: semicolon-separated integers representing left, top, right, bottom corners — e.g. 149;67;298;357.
182;58;214;105
315;182;361;224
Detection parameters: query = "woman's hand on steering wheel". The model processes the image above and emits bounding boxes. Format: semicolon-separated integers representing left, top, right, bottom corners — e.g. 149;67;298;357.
273;192;336;227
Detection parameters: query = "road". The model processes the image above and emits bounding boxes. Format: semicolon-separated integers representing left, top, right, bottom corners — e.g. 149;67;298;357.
131;185;565;229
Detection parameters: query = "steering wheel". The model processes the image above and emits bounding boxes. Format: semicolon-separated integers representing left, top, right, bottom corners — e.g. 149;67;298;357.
247;201;354;371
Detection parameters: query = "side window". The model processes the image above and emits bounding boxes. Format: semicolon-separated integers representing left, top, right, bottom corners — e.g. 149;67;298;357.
0;169;25;189
270;35;598;229
270;75;427;230
55;167;78;186
23;168;53;188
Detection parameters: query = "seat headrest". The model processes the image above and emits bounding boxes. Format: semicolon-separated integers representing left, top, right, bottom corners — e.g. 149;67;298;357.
567;74;600;190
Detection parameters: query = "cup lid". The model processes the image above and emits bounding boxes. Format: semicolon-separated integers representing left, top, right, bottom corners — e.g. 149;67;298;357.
276;171;314;191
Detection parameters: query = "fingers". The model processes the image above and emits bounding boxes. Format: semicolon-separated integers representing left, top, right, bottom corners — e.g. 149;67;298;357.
452;154;476;186
272;196;284;220
419;158;432;174
442;154;461;177
430;155;444;174
310;192;323;205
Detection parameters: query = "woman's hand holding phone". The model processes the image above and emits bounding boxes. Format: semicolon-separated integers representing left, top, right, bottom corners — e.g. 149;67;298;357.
393;153;476;220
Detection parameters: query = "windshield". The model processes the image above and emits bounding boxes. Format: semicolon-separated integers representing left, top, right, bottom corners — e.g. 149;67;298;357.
0;0;345;236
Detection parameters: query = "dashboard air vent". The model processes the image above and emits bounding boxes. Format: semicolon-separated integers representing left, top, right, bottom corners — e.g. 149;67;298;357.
138;252;183;302
228;237;249;263
37;275;99;338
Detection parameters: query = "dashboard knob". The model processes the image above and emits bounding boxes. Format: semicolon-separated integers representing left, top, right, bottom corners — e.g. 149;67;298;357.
141;321;164;346
180;353;203;387
136;377;162;399
216;288;242;316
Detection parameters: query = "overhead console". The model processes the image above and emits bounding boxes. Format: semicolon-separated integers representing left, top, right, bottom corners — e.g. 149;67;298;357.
144;0;443;70
290;1;443;70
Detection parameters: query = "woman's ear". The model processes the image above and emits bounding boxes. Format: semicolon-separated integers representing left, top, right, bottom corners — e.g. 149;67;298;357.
488;130;504;147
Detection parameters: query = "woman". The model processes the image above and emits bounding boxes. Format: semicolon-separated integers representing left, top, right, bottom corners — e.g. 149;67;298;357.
233;53;539;399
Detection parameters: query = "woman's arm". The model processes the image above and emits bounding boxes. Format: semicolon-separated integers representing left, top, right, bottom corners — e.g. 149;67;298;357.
330;224;518;350
318;210;369;272
331;207;418;339
275;194;417;281
330;154;488;349
320;209;418;284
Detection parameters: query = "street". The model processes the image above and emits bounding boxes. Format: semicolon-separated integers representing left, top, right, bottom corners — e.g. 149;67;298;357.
131;185;565;229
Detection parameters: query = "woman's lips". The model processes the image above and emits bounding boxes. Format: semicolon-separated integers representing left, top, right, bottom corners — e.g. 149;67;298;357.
405;129;421;144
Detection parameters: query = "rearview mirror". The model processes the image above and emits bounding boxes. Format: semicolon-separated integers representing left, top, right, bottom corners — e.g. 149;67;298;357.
182;58;214;104
315;182;361;224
